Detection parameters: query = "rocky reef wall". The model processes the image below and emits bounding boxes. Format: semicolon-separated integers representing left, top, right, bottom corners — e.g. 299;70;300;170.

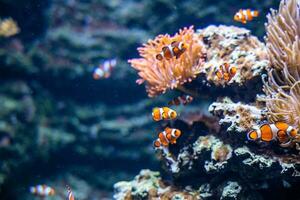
0;0;285;200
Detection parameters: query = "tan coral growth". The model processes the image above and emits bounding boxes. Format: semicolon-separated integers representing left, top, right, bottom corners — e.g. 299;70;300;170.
0;18;19;37
113;169;201;200
209;97;265;132
129;26;206;97
263;0;300;130
198;25;268;86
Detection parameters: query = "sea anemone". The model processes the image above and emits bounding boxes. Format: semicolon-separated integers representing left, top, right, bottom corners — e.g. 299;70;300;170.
129;26;206;97
263;0;300;130
265;0;300;71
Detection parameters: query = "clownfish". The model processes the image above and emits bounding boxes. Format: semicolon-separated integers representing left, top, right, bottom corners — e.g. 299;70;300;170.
152;107;177;121
234;9;259;24
247;122;298;146
168;95;193;106
29;184;55;197
93;59;117;80
215;63;237;82
165;127;181;144
156;41;187;61
153;127;181;148
66;185;75;200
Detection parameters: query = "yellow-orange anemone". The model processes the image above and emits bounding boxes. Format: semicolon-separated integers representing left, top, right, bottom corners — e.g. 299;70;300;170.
129;26;206;97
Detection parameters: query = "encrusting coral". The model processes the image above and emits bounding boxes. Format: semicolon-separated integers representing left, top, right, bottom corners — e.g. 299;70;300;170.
263;0;300;131
113;169;202;200
209;97;265;133
198;25;269;86
129;26;206;97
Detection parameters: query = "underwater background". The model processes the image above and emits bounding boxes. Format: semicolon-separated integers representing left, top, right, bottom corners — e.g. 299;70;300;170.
2;0;300;199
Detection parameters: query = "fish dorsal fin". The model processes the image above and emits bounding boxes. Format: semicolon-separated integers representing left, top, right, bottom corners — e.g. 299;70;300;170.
162;46;169;52
171;41;177;47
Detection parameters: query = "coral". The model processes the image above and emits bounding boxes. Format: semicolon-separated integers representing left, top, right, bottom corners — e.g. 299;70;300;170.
198;25;269;86
209;97;265;133
0;18;19;37
221;181;242;200
263;0;300;130
129;26;206;97
211;142;232;163
113;169;202;200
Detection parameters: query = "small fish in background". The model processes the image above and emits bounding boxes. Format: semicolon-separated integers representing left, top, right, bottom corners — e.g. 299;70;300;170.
152;107;177;121
153;127;182;148
215;63;237;82
234;9;259;24
29;184;55;197
168;95;194;106
0;18;19;37
93;58;117;80
66;185;75;200
247;122;298;147
156;41;187;60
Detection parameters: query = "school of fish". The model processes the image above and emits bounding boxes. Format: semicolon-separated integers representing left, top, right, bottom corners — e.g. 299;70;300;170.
27;7;300;199
152;106;182;148
29;184;75;200
30;185;55;197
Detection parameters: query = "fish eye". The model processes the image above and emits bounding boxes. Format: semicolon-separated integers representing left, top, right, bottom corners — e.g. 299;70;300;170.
175;130;181;137
170;111;176;118
290;129;297;137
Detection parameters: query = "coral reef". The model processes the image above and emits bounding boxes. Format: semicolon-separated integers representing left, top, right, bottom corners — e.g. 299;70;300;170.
114;169;202;200
0;0;296;200
129;26;206;97
116;0;300;199
209;97;265;133
198;25;269;86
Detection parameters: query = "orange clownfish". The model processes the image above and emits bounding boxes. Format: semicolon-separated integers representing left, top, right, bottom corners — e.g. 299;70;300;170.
168;95;193;106
30;185;55;197
66;185;75;200
156;41;187;60
152;107;177;121
215;63;237;82
234;9;259;24
153;127;181;148
247;122;298;146
93;59;117;80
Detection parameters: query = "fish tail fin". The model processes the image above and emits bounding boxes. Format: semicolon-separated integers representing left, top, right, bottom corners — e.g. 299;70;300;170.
253;10;259;17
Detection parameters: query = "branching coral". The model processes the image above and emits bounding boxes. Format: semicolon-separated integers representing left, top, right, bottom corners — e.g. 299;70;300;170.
263;0;300;130
129;26;206;97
